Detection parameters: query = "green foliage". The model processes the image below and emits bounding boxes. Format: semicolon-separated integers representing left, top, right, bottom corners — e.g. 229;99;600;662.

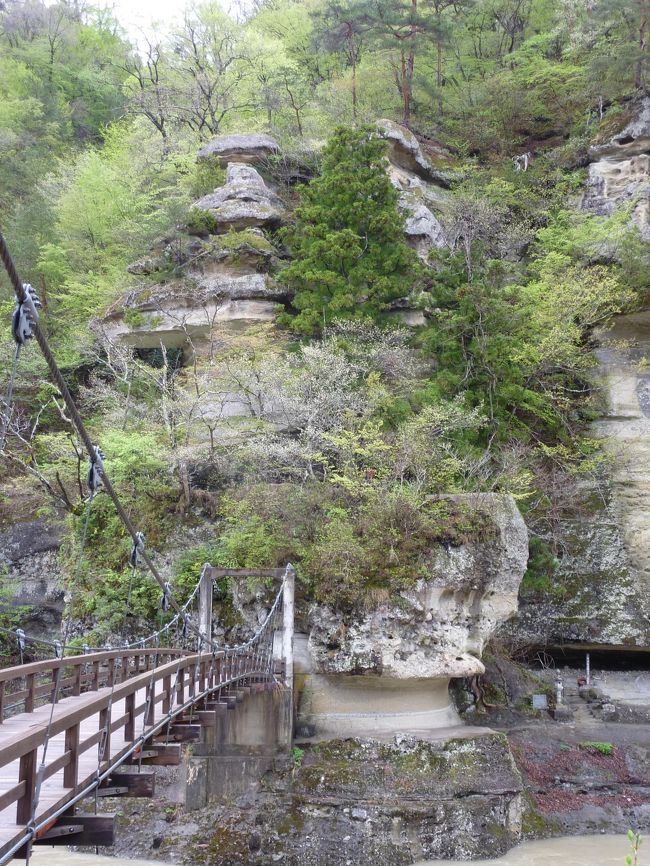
279;125;424;334
3;0;650;629
422;206;641;444
521;538;560;597
0;568;32;659
31;120;192;364
626;830;643;866
173;544;243;628
579;741;614;755
186;209;219;237
213;479;492;608
291;746;305;769
61;431;176;637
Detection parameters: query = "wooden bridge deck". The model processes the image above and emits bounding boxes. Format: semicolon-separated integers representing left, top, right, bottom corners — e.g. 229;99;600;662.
0;682;156;856
0;648;272;862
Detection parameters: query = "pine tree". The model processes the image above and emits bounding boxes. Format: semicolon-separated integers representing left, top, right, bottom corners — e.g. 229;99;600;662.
279;125;423;335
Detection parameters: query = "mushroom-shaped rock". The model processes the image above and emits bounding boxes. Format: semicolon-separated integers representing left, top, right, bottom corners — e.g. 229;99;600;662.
193;163;286;232
296;494;528;737
197;132;280;166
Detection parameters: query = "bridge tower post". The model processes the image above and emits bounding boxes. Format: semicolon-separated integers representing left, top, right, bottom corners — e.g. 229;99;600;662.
198;563;212;647
282;564;295;690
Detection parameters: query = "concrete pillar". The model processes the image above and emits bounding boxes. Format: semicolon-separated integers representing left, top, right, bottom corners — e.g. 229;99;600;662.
198;563;212;647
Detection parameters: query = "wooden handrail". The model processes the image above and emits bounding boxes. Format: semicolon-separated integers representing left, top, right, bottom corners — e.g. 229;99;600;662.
0;648;189;685
0;652;229;766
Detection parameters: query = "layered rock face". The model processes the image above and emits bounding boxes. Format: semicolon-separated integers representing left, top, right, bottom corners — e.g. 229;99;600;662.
258;734;523;864
377;118;449;264
104;135;288;356
513;312;650;647
582;97;650;237
514;99;650;648
0;518;65;634
296;494;528;737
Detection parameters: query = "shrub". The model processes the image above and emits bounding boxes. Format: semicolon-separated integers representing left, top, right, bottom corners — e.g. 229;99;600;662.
579;741;614;755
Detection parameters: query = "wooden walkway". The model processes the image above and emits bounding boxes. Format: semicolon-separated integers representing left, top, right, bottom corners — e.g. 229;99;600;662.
0;647;272;862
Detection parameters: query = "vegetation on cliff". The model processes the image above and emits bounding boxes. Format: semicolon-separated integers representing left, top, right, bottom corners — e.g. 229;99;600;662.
1;0;649;636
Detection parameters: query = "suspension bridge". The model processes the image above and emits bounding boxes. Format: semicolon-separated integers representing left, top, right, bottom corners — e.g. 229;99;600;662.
0;236;297;862
0;565;294;863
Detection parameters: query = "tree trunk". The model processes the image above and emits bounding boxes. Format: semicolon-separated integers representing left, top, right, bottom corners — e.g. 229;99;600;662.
436;39;443;115
351;56;358;123
636;0;648;90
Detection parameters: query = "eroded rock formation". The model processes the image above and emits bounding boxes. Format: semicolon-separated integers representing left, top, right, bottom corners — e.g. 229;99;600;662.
197;132;280;165
296;494;528;737
513;98;650;648
582;96;650;237
513;311;650;647
104;161;288;355
377;118;449;262
194;163;286;231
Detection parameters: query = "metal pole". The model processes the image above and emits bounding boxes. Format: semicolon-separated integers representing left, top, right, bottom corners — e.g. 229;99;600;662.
586;652;591;686
198;564;212;647
282;563;295;690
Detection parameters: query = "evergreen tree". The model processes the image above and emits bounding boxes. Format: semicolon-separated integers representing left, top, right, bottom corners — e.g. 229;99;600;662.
279;125;423;335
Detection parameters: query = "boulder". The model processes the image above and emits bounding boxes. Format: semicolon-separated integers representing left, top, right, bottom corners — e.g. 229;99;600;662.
377;118;435;179
194;163;286;231
197;132;280;166
403;200;446;259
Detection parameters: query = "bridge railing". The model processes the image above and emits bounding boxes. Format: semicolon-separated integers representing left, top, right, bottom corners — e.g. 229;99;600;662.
0;652;204;826
0;646;278;831
0;648;190;723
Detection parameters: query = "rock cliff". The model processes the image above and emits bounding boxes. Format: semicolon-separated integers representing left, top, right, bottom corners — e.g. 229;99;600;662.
582;96;650;237
513;98;650;650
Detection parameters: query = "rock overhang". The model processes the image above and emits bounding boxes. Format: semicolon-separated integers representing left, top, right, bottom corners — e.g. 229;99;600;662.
305;494;528;682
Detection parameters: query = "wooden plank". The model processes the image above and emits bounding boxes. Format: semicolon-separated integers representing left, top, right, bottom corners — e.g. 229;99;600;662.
0;781;26;813
102;770;155;798
42;750;71;781
135;744;181;766
33;814;115;847
164;724;201;743
16;749;36;824
63;724;79;789
206;567;285;579
95;786;129;797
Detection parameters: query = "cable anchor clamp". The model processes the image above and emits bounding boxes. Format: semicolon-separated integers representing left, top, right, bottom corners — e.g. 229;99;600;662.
160;581;172;612
11;284;40;347
130;531;145;568
87;445;105;495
